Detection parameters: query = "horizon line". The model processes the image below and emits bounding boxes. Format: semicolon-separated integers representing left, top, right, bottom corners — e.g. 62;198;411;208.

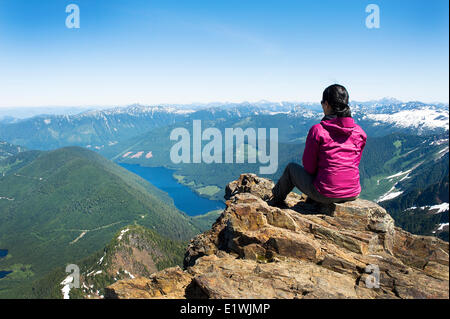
0;98;449;110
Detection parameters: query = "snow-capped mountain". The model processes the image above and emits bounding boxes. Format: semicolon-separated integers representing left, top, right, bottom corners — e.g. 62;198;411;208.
0;99;448;243
376;138;449;241
0;100;447;151
0;104;195;150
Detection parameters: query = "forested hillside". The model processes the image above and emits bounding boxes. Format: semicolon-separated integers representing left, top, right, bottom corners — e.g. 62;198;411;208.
0;147;201;298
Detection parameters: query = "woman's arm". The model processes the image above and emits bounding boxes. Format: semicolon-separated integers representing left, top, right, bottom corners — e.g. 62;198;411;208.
356;130;367;163
302;126;320;175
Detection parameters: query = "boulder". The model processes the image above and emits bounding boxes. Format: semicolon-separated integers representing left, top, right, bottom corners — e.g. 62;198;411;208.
106;173;449;299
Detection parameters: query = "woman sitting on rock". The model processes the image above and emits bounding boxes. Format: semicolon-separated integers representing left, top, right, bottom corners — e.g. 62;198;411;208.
271;84;367;206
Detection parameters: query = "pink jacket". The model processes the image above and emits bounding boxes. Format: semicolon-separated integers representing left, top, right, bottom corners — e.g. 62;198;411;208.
302;116;367;198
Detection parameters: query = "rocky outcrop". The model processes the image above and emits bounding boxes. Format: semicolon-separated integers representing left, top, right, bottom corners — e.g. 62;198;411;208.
106;174;449;299
104;266;193;299
72;225;185;299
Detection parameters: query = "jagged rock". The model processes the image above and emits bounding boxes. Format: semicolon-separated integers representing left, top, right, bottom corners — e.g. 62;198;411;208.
225;173;275;201
106;173;449;299
105;266;193;299
186;253;376;299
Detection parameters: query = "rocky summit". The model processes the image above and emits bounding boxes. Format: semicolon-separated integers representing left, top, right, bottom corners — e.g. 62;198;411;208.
105;174;449;299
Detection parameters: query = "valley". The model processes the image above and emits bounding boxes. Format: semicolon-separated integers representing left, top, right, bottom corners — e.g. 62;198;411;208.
0;146;204;298
0;100;448;298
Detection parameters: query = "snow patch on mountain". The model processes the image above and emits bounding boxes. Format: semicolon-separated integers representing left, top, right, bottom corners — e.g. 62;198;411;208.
433;222;449;234
123;270;135;279
118;228;129;240
404;203;449;214
429;203;449;213
377;186;403;202
385;170;412;180
98;253;106;265
430;138;449;146
365;107;449;131
435;146;449;160
60;275;74;299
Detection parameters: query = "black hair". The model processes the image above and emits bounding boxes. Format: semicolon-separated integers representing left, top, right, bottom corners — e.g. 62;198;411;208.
322;84;352;117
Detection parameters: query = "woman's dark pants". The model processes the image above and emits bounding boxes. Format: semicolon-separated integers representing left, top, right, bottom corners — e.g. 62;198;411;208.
272;162;358;204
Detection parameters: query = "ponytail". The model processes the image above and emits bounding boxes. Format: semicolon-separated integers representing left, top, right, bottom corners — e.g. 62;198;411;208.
322;84;352;118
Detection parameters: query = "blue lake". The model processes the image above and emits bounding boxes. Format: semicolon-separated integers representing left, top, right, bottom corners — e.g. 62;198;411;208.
0;271;12;279
0;249;11;279
119;164;225;216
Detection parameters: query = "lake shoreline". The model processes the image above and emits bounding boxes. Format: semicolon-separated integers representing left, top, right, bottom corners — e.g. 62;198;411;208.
118;163;225;216
0;249;11;279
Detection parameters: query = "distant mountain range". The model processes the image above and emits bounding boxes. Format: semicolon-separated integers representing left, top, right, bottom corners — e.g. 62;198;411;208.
0;106;101;122
0;100;448;298
0;101;447;151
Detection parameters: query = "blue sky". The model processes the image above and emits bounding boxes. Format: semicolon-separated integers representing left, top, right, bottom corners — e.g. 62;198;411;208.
0;0;448;107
